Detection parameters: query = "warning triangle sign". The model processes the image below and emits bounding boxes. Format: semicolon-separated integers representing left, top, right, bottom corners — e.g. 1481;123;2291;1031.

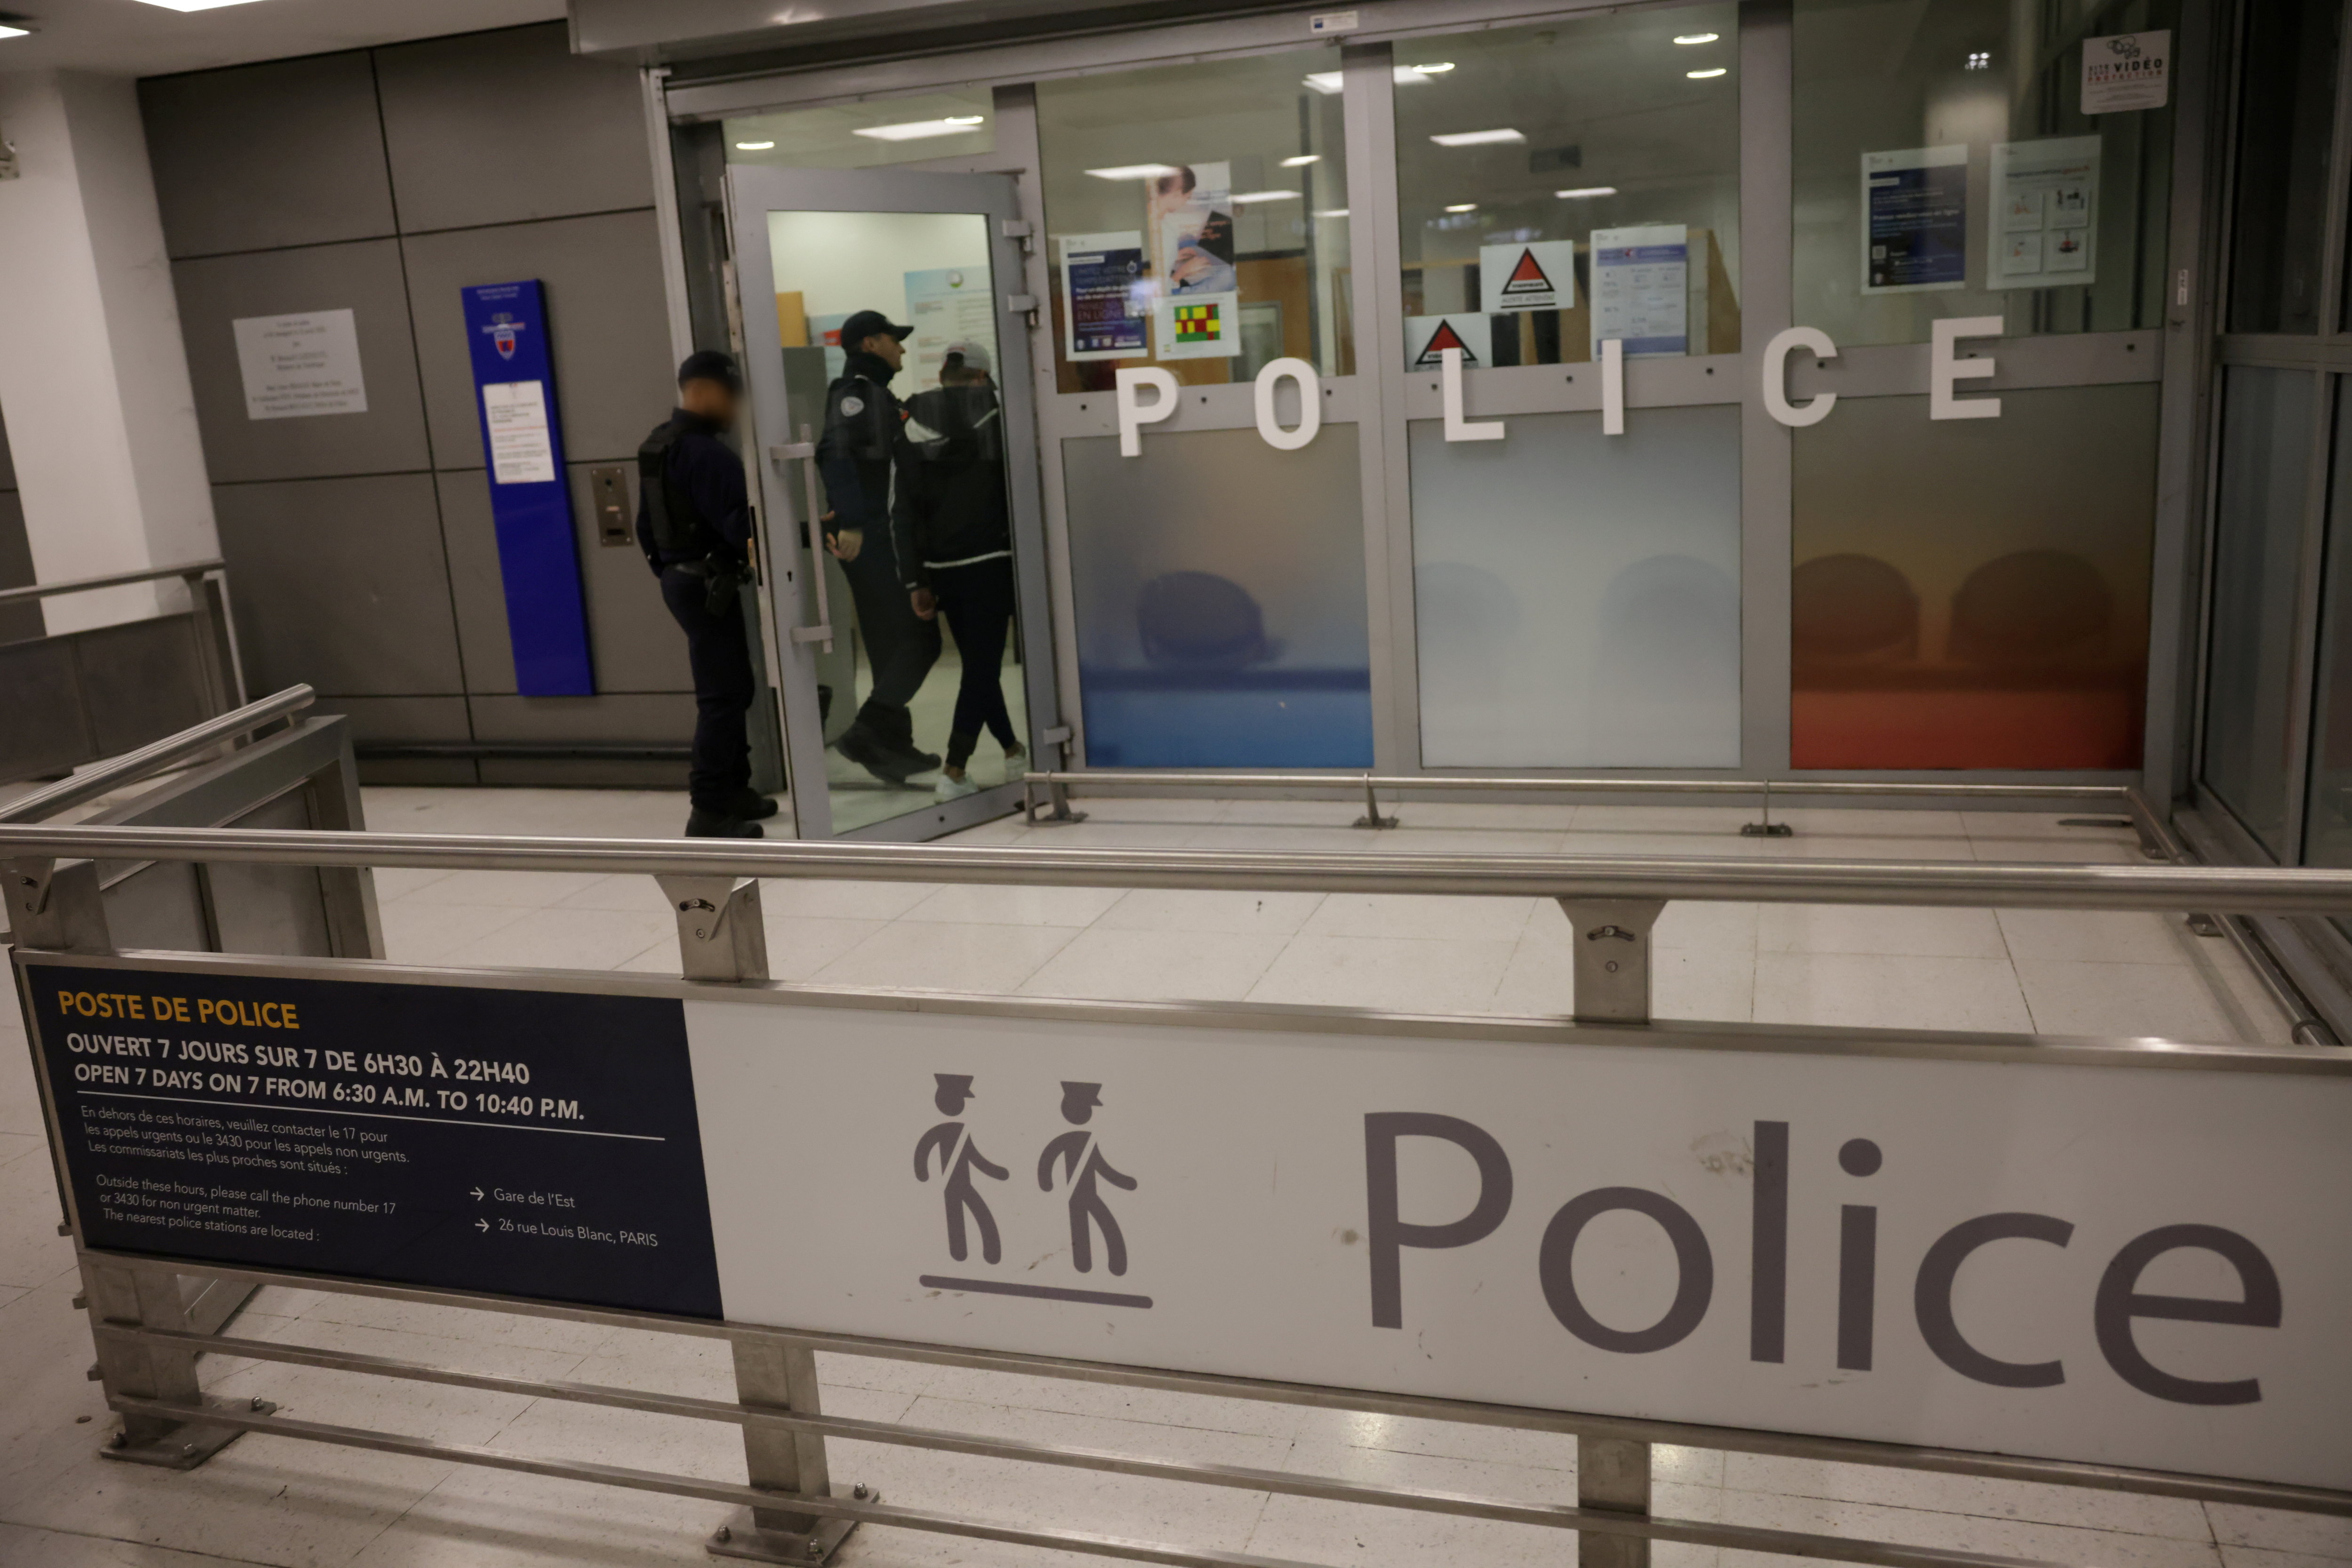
1500;248;1553;296
1414;318;1478;366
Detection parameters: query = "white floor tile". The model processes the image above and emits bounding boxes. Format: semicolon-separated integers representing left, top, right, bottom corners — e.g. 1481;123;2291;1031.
1094;888;1327;936
2208;1504;2352;1558
2012;959;2238;1042
1717;1485;2224;1568
441;907;681;973
900;884;1128;928
1300;893;1538;944
754;879;946;922
762;916;897;982
810;922;1076;994
374;900;532;967
1018;927;1279;1003
1722;1451;2212;1537
1246;935;1518;1015
0;1146;75;1291
1752;953;2034;1033
384;870;616;908
1756;904;2007;959
1995;908;2194;966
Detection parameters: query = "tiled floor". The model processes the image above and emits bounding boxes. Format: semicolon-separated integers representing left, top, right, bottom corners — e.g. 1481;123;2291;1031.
0;786;2331;1568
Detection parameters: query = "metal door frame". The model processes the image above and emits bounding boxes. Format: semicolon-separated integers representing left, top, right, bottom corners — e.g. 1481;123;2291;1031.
724;163;1065;841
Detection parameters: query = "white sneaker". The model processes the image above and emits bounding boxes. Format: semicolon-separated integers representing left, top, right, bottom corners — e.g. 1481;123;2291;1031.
935;772;980;802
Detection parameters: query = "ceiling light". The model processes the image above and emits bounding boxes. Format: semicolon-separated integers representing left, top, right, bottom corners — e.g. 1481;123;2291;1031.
1445;203;1478;213
1965;50;1991;69
1687;67;1728;79
0;21;27;34
1232;190;1303;204
853;117;989;142
1411;62;1454;73
944;114;986;125
735;140;777;151
1556;185;1617;199
131;0;268;9
1085;162;1182;180
1430;128;1526;147
1673;32;1720;45
1304;65;1447;94
1280;153;1321;167
1314;208;1350;218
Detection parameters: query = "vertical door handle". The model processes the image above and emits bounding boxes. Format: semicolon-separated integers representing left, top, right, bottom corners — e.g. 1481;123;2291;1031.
769;426;834;652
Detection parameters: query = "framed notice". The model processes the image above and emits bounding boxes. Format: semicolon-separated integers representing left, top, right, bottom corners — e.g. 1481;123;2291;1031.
1861;146;1968;294
231;310;368;420
2082;31;2169;113
1589;224;1688;358
1989;137;2100;290
1060;231;1148;362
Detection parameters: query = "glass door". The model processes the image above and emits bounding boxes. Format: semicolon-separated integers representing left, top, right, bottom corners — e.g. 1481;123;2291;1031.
728;165;1057;839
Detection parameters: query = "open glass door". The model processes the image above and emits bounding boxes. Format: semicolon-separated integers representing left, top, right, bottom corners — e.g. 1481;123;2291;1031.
728;165;1057;840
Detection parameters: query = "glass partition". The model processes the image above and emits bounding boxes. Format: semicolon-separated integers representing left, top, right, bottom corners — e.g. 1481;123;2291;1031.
1037;49;1353;392
2228;0;2341;334
1392;6;1740;367
724;91;996;171
1792;0;2177;346
2302;388;2352;874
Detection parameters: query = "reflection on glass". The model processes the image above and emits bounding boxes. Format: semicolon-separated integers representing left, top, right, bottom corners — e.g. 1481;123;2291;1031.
1037;48;1352;392
725;91;995;171
1793;0;2176;346
1411;407;1740;766
2301;389;2352;873
767;210;1028;835
1062;426;1371;767
2203;367;2318;856
1394;6;1740;368
1791;386;2156;769
2229;0;2340;334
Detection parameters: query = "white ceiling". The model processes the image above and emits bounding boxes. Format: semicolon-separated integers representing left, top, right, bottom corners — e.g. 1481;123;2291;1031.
0;0;566;78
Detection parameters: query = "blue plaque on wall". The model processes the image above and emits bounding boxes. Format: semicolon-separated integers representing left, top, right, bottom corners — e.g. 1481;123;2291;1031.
460;280;594;696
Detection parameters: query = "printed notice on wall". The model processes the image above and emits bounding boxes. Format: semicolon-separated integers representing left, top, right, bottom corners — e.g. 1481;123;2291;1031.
1862;146;1968;294
906;266;1001;394
1479;240;1576;313
1150;161;1241;360
2082;31;2169;113
1060;231;1149;362
1989;137;2100;290
1589;224;1688;358
481;382;558;486
231;310;367;420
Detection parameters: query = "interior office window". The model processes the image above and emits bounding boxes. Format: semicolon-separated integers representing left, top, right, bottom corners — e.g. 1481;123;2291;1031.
2229;0;2341;334
1061;427;1373;767
2204;367;2320;857
1790;385;2157;771
1792;0;2177;346
1411;408;1739;767
723;92;996;171
1036;50;1351;394
1393;6;1740;369
2302;387;2352;873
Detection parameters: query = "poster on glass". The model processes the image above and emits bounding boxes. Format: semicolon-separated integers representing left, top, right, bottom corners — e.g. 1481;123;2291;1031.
1860;145;1967;294
1988;137;2098;290
1590;224;1688;358
1059;231;1148;361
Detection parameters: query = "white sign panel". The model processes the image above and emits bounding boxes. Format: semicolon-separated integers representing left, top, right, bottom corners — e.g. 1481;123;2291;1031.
1990;137;2100;290
1590;224;1688;358
2083;31;2169;113
1405;313;1494;370
1480;240;1576;313
481;381;558;486
231;310;367;421
690;1001;2352;1492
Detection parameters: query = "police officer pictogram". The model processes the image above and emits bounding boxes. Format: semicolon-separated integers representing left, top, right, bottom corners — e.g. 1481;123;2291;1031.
913;1074;1009;1265
1037;1082;1138;1276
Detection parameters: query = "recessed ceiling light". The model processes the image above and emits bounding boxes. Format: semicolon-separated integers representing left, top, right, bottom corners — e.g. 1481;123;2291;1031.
853;117;988;142
1280;153;1321;167
945;115;985;125
1556;186;1617;199
1303;65;1447;94
1445;203;1478;213
1232;190;1303;204
1411;62;1455;73
1313;208;1350;218
0;20;28;34
1674;32;1720;45
132;0;268;10
1687;67;1728;79
1430;128;1526;148
735;140;777;151
1085;162;1182;181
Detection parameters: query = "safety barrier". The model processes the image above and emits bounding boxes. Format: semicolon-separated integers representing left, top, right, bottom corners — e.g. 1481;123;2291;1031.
8;802;2352;1568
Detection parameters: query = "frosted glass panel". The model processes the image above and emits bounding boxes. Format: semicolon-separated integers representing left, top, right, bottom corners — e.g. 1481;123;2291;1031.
1410;406;1740;767
1063;426;1372;767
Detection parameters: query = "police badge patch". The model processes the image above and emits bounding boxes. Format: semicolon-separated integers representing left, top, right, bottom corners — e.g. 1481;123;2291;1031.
840;396;865;415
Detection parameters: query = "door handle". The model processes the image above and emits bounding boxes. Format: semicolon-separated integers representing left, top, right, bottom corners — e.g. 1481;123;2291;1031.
770;424;834;652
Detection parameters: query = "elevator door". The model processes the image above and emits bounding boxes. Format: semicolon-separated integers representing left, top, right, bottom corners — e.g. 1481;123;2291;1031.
728;165;1058;840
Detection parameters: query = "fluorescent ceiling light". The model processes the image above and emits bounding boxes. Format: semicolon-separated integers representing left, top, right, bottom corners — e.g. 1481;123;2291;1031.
1430;128;1526;147
1085;162;1182;181
1279;153;1321;167
735;140;777;151
1411;61;1454;72
1687;67;1728;79
1445;203;1478;213
1303;64;1446;94
1314;208;1350;218
1232;190;1303;204
1673;32;1720;44
0;21;27;34
132;0;268;9
853;117;987;142
1556;185;1617;199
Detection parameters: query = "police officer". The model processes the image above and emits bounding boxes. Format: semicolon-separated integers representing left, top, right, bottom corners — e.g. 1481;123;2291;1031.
817;309;941;785
636;350;777;839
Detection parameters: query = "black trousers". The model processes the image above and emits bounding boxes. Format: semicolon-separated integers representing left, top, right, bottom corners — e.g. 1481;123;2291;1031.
931;556;1019;769
660;565;755;812
837;533;939;732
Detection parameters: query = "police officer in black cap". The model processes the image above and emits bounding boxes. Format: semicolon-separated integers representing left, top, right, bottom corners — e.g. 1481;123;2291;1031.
816;309;941;784
636;350;777;839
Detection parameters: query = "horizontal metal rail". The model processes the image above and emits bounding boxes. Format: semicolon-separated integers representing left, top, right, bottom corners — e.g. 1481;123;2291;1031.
0;557;227;606
1025;769;2129;801
6;819;2352;912
0;685;316;824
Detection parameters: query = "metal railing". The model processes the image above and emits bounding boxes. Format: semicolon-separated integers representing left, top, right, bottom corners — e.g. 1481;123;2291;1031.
0;556;230;607
0;685;314;825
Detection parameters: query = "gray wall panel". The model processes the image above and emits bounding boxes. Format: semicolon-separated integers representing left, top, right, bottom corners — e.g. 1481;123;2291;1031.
141;53;397;259
76;617;211;756
174;240;434;482
376;24;654;234
211;475;467;696
469;692;694;744
435;464;694;695
404;209;673;468
310;694;473;743
0;491;39;645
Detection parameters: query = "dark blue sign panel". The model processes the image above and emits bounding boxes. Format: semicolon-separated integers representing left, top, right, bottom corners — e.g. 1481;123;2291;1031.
461;280;594;696
30;966;721;1319
1865;151;1968;292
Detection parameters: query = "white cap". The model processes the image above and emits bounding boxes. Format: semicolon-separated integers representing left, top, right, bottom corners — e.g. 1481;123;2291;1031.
942;340;993;374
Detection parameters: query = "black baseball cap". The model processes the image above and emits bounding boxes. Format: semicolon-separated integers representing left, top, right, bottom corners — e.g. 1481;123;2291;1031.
677;350;741;390
839;310;913;350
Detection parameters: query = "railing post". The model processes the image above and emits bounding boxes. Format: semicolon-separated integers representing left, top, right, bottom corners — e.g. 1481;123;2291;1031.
1577;1434;1652;1568
658;876;769;982
1042;777;1087;824
707;1338;867;1564
1556;898;1665;1025
1741;777;1793;837
86;1264;270;1469
1353;773;1399;829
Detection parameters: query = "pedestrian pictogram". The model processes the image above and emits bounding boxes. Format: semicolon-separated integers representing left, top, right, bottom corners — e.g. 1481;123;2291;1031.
1037;1082;1138;1276
912;1073;1009;1265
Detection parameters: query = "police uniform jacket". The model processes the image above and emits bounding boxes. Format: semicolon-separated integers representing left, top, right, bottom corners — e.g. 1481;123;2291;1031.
815;351;906;547
635;409;751;573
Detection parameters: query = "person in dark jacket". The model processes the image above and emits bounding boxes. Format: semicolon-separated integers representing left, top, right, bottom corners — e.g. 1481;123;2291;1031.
816;310;941;785
895;342;1025;801
636;350;776;839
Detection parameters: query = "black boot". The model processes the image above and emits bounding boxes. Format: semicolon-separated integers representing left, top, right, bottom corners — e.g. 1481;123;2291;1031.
685;809;763;839
719;788;780;820
836;720;934;786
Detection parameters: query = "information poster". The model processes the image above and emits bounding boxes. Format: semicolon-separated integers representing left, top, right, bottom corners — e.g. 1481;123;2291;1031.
2082;31;2169;113
1589;224;1688;358
1861;146;1968;294
1480;240;1576;313
1150;161;1242;359
1989;137;2099;290
905;266;1000;392
1405;313;1494;370
231;310;368;420
1060;231;1148;361
481;382;557;485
